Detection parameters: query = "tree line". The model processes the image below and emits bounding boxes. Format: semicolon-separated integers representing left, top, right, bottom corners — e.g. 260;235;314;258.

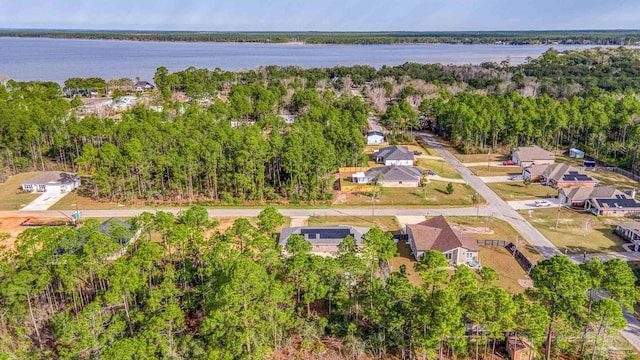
3;30;640;45
0;206;637;359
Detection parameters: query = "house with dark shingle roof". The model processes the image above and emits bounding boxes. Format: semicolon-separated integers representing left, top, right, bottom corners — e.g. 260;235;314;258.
278;226;370;256
615;221;640;251
133;81;155;91
405;216;479;266
512;145;555;167
373;145;415;166
352;165;423;187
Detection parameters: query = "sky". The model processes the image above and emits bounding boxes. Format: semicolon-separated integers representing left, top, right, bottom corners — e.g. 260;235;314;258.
1;0;639;31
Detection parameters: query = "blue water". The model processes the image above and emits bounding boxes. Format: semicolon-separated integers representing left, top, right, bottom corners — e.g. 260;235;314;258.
0;37;603;83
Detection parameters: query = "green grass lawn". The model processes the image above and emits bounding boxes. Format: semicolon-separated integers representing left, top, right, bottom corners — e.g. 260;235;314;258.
589;171;640;190
488;182;557;201
0;172;42;210
345;183;482;207
307;215;401;232
520;207;627;254
416;158;462;179
467;166;522;177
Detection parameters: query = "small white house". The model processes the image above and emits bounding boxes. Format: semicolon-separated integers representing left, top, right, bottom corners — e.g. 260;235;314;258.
366;131;384;145
569;148;585;159
22;172;80;193
373;145;415;166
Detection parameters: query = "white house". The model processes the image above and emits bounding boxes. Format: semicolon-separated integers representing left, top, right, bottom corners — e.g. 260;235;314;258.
278;226;370;256
133;81;155;91
351;166;423;187
366;131;384;145
21;172;80;193
373;145;415;166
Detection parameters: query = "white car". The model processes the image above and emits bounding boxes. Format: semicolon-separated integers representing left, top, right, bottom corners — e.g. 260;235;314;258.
534;199;552;207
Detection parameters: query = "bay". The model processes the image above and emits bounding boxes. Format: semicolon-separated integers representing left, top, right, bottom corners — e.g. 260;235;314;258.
0;37;602;84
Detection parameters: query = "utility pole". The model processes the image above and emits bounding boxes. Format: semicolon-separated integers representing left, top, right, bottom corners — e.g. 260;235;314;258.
473;193;479;222
487;149;491;169
555;204;562;229
371;191;376;224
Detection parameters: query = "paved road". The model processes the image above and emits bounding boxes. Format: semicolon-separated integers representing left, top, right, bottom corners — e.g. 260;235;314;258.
0;206;492;220
417;132;562;259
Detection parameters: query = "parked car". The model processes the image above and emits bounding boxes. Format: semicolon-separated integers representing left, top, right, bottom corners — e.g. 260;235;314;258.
426;170;437;176
413;150;422;155
503;160;515;166
534;199;552;207
509;175;524;181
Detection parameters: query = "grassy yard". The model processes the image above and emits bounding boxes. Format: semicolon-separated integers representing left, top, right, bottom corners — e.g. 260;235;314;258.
342;183;482;207
479;246;531;294
467;166;522;177
589;171;640;190
488;182;557;201
389;240;424;285
49;192;152;210
416;158;462;179
0;172;42;210
520;207;627;254
307;215;401;232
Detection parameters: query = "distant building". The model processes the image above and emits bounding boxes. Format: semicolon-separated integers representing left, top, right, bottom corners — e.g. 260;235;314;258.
511;145;555;167
523;163;598;189
569;148;585;158
21;172;80;193
351;165;423;187
406;216;479;267
373;145;415;166
278;226;370;256
133;81;155;91
100;218;135;245
366;131;384;145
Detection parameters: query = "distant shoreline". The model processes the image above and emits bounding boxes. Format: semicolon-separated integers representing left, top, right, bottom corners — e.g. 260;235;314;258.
1;29;640;46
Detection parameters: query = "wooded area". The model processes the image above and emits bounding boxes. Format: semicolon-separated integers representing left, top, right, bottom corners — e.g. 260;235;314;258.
3;47;640;203
0;207;637;359
2;30;640;45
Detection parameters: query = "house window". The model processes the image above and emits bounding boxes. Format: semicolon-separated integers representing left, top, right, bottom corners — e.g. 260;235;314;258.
465;252;474;259
399;181;403;184
444;252;452;260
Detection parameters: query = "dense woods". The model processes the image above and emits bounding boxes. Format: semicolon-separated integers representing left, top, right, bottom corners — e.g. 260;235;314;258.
3;30;640;45
0;207;637;359
3;47;640;201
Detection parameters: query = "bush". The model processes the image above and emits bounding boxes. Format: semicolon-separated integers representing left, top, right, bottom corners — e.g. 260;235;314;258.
445;182;454;194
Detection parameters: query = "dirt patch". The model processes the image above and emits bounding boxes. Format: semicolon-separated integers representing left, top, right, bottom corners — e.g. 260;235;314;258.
450;223;495;235
0;216;40;251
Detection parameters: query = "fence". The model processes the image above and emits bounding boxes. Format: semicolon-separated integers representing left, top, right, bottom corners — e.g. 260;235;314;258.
589;166;640;183
478;239;534;273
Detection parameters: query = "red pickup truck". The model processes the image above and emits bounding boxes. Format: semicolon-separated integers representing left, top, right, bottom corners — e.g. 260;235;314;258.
503;160;515;166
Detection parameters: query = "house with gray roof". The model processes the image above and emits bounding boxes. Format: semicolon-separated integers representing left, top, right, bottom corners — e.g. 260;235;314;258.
278;226;370;256
559;186;621;208
585;192;640;217
512;145;555;167
405;216;479;267
373;145;415;166
524;163;598;189
21;171;80;193
352;165;423;187
133;81;155;91
615;221;640;251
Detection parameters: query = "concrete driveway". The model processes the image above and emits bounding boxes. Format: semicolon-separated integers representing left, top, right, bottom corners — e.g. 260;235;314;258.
479;176;516;183
507;198;561;210
20;191;69;211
